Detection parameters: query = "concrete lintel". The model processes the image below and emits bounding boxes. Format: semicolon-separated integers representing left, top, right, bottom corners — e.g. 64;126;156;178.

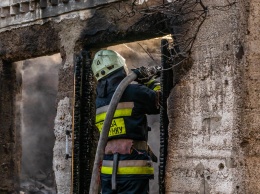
0;0;120;28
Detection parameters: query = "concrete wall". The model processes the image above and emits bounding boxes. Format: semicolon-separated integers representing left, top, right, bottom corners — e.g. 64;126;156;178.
165;0;260;193
243;0;260;192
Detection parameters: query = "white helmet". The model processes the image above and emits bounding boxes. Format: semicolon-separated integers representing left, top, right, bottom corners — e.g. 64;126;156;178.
91;50;126;81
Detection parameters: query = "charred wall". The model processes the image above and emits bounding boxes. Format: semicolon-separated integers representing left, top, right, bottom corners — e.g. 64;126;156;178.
0;2;169;193
0;61;21;193
0;22;60;63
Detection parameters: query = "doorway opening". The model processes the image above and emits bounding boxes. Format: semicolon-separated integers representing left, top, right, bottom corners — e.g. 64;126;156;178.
15;53;62;194
91;36;172;194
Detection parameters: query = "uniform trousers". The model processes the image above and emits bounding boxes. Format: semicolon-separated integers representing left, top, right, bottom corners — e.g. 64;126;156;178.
101;149;152;194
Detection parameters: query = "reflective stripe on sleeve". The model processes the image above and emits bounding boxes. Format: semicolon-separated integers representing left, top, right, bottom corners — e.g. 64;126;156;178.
101;166;154;175
96;108;132;123
153;85;161;91
96;102;134;115
102;160;152;167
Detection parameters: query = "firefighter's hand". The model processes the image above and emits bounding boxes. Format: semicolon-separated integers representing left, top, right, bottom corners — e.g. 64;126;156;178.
132;66;151;84
132;66;161;84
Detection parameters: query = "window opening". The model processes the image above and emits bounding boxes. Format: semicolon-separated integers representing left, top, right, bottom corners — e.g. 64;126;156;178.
15;53;62;194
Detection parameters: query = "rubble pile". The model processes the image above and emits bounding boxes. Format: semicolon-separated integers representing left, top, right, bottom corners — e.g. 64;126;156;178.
20;170;56;194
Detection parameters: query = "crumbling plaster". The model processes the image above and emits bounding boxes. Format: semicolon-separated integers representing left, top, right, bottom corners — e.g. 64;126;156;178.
53;97;72;194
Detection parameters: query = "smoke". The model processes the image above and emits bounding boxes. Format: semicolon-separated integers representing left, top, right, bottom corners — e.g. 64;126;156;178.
108;38;162;69
18;54;61;189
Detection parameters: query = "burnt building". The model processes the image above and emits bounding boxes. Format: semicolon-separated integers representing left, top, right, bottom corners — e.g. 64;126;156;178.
0;0;260;193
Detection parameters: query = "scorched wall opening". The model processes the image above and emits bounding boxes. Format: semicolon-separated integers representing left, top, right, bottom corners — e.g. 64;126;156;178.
15;53;62;194
87;36;172;194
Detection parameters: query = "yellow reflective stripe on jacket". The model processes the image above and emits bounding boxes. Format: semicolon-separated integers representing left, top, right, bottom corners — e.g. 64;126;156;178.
96;108;132;123
153;85;161;91
96;118;126;137
144;79;154;87
101;166;154;175
95;102;134;137
96;102;134;115
144;79;161;92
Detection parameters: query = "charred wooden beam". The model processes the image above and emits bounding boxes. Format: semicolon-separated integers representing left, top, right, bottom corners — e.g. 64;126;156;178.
81;12;171;49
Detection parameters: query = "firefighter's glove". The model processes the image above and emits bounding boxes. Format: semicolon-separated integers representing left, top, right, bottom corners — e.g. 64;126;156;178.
132;66;151;84
132;66;161;85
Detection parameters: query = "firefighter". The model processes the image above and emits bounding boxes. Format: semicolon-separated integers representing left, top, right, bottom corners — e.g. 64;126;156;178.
92;49;161;194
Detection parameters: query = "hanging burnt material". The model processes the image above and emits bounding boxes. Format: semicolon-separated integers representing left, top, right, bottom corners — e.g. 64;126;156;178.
159;39;173;194
140;0;207;56
72;54;81;194
72;51;96;194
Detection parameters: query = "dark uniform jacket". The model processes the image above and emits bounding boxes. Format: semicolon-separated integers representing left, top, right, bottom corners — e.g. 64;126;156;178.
95;68;160;180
